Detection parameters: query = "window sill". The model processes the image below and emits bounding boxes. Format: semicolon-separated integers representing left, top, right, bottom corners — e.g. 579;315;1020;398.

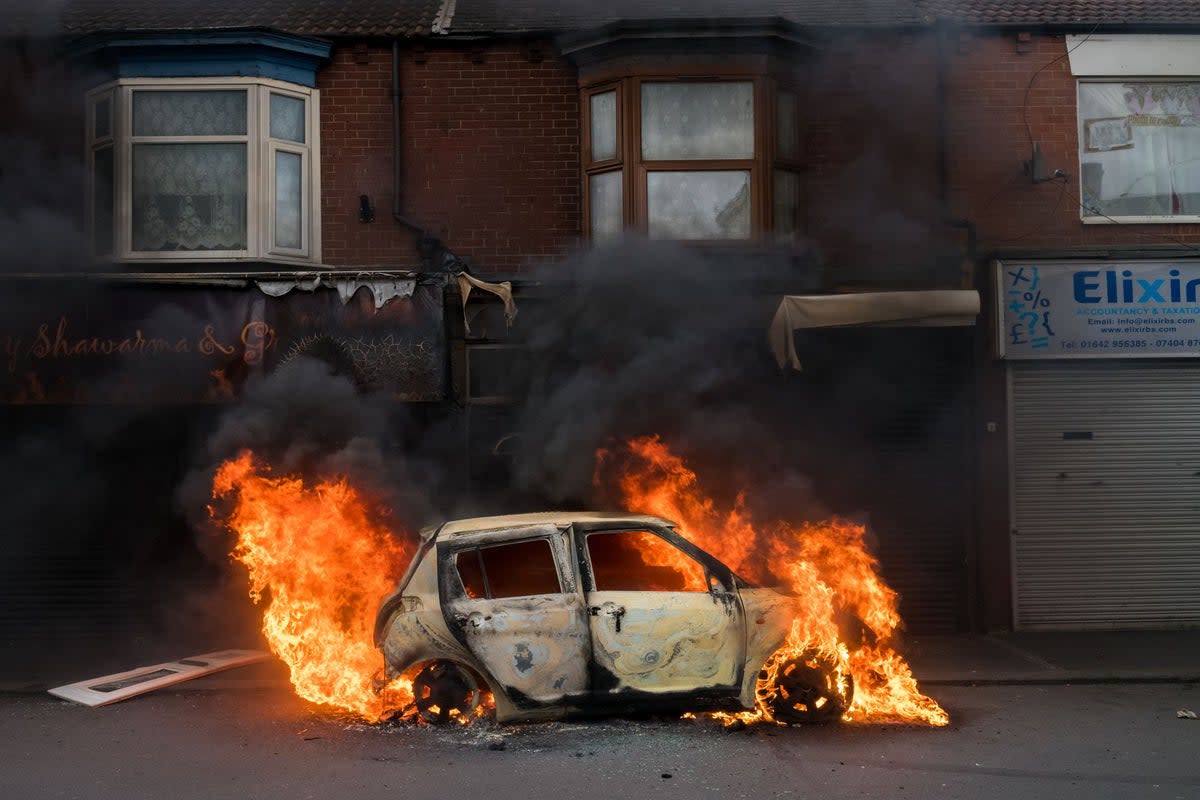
1082;214;1200;225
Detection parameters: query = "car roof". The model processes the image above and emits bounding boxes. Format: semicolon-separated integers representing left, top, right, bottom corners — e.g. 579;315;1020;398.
424;511;676;541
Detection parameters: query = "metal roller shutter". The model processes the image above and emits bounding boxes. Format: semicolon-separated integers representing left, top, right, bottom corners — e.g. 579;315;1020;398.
1010;361;1200;629
792;327;973;633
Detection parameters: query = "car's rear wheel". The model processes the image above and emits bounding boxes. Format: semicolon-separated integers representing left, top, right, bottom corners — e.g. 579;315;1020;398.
767;653;852;725
412;660;484;724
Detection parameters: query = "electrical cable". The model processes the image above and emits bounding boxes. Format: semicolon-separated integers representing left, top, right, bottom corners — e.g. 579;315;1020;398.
986;175;1070;245
1023;22;1101;147
1005;23;1200;254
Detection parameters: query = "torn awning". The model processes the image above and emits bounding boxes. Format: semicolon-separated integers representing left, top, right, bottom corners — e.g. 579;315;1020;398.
769;290;980;370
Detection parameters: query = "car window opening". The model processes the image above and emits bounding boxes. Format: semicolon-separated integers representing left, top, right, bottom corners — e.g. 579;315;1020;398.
587;530;708;592
455;539;561;599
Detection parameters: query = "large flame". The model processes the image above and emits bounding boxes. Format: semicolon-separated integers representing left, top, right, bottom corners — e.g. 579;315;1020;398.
211;451;413;721
598;435;948;726
210;437;945;728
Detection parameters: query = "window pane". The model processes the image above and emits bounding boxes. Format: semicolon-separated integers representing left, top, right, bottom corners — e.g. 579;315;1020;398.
647;171;750;239
589;170;623;244
641;82;753;160
590;91;617;162
774;169;800;238
133;90;247;136
93;146;113;256
480;540;560;598
93;96;112;141
776;90;798;160
455;550;487;599
270;93;306;143
587;531;708;592
275;150;303;249
1079;82;1200;217
132;143;247;251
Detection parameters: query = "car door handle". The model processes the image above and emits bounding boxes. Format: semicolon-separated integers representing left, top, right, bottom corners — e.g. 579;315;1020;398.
588;603;625;633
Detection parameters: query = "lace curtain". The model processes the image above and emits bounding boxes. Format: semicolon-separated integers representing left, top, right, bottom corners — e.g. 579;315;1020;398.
641;82;754;160
1080;82;1200;216
589;171;623;244
132;143;247;251
131;91;248;251
647;171;750;239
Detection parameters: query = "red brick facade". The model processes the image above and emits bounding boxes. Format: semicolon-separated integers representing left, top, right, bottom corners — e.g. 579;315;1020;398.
947;31;1200;252
315;31;1200;280
318;42;580;272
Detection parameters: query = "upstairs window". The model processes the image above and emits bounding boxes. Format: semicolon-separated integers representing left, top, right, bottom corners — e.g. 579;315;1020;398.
583;75;803;243
87;79;320;264
1079;80;1200;222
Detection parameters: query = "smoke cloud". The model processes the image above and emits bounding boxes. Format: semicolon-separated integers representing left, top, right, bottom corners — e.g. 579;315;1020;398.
507;237;831;523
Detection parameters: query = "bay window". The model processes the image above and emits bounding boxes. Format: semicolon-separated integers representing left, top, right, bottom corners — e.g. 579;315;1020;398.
87;78;320;264
582;73;804;243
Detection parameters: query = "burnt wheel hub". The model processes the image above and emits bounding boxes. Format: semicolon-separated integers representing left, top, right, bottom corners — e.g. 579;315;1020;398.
769;654;851;724
413;661;483;724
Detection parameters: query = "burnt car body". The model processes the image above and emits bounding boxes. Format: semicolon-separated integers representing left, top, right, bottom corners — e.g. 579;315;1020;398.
374;512;844;724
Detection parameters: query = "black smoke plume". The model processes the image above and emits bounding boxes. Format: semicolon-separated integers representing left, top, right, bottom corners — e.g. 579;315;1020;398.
509;237;831;523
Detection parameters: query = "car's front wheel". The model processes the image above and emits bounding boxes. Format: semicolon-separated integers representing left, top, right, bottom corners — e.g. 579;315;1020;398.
764;652;852;724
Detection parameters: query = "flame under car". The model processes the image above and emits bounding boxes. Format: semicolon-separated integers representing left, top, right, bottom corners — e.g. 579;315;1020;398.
374;512;850;724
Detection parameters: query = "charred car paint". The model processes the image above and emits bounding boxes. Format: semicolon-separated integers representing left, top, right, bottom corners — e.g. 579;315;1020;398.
374;512;848;724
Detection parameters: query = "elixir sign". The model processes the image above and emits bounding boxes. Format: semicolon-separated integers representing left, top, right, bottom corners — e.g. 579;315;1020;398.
996;260;1200;359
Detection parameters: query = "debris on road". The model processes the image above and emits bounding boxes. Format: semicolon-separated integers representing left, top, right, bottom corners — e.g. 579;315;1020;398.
1177;709;1197;719
47;650;271;707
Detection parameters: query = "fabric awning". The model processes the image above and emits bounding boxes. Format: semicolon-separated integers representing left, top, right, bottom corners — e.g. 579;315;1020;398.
769;290;980;370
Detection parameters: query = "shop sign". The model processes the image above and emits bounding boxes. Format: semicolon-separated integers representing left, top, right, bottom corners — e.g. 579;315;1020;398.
996;260;1200;359
0;281;445;403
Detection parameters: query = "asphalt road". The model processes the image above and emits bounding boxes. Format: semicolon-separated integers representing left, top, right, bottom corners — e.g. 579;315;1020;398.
3;683;1198;800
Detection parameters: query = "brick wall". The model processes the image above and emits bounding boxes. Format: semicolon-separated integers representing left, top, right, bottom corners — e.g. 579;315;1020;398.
803;33;943;285
947;32;1200;252
318;43;581;273
316;31;1200;277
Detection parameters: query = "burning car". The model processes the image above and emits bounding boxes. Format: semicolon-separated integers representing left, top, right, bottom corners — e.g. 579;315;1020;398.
374;512;852;725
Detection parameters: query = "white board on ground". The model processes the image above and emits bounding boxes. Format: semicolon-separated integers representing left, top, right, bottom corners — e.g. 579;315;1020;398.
47;649;272;707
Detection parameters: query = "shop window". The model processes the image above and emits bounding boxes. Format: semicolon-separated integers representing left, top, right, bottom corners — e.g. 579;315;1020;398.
454;539;562;599
586;530;708;592
86;79;320;263
582;76;803;243
1079;81;1200;222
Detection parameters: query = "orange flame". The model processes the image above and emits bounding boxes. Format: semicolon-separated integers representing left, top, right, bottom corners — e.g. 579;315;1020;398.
211;451;413;721
599;435;948;726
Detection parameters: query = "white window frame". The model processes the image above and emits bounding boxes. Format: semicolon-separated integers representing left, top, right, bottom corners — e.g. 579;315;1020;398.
1068;35;1200;225
86;77;322;264
1077;77;1200;225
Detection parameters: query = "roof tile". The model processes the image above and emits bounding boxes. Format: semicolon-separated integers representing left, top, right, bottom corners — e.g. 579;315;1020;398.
7;0;1200;39
57;0;444;38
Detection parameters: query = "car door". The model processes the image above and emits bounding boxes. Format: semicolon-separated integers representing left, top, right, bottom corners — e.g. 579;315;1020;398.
440;525;590;707
577;526;746;697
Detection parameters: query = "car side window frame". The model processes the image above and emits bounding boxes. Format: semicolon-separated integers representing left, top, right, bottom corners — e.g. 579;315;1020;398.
574;524;735;595
439;527;576;603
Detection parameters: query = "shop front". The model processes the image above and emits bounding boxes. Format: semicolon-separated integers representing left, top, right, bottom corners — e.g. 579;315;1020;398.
996;259;1200;629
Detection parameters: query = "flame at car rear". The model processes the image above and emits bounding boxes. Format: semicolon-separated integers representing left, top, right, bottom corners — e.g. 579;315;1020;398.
598;435;949;726
211;451;414;721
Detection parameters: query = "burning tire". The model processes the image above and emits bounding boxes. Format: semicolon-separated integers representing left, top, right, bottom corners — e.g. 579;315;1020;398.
412;660;486;725
765;653;852;725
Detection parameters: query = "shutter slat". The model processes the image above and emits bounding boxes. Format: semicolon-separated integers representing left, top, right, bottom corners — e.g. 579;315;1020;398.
1011;362;1200;629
